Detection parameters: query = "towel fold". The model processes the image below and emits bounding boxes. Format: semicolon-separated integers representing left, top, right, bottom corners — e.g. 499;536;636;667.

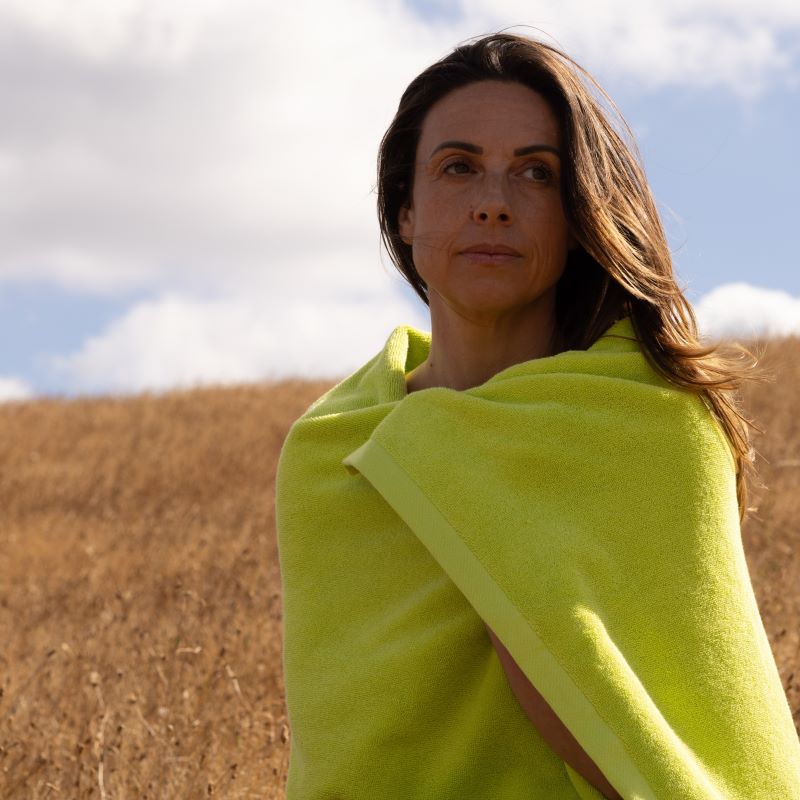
275;315;800;799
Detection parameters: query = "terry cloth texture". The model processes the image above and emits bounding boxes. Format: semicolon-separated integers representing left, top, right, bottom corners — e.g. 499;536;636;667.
274;315;800;800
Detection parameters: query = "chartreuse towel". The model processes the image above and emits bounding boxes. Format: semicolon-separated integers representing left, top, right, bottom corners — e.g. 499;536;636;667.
274;315;800;799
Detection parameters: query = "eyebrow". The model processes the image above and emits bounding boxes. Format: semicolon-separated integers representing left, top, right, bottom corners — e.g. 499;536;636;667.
429;140;561;158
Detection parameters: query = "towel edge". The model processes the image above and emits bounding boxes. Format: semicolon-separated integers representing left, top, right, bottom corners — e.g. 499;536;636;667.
342;438;655;800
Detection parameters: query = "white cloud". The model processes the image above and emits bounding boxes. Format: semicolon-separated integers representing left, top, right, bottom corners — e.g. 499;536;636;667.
0;0;217;65
695;282;800;341
0;1;447;297
0;376;34;403
465;0;799;94
49;283;430;395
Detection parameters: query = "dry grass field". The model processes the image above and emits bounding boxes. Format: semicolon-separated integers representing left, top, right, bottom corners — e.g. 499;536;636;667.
1;338;799;798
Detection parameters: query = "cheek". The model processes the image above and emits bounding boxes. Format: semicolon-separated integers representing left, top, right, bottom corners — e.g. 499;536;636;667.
410;198;461;257
532;201;571;249
415;182;467;228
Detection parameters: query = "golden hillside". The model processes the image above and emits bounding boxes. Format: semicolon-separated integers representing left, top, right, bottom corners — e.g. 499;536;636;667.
1;339;798;798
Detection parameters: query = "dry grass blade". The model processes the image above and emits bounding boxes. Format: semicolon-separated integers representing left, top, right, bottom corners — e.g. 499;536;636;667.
0;378;331;799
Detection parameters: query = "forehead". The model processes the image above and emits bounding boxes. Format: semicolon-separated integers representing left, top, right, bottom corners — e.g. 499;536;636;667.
417;80;561;154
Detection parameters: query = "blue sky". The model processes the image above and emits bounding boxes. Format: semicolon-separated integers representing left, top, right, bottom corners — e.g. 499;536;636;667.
621;82;799;299
1;1;798;401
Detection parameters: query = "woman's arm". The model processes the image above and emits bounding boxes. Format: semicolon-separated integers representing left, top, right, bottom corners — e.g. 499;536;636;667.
485;624;623;800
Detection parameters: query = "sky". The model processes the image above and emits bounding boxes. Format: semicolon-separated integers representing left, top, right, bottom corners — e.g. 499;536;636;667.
0;0;799;402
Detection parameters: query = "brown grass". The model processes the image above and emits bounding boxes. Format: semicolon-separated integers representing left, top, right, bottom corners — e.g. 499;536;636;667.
0;340;798;798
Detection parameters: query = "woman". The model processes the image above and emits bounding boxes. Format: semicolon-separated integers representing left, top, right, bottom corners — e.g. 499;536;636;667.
275;33;800;799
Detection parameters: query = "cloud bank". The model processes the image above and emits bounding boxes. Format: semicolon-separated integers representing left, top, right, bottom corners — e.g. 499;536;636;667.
695;283;800;342
0;376;34;403
49;287;430;395
47;282;797;396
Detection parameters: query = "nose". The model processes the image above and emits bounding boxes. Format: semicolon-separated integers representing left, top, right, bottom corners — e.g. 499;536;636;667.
470;176;512;224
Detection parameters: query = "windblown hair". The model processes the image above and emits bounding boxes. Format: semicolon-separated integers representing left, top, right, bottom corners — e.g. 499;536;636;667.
377;32;764;522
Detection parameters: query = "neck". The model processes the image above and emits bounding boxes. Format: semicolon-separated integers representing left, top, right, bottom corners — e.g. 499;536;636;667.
407;291;562;394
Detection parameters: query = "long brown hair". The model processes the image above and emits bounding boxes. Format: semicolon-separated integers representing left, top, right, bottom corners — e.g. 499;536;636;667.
377;32;764;522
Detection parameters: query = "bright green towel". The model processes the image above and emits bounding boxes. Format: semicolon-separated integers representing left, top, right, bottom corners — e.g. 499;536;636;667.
275;315;800;799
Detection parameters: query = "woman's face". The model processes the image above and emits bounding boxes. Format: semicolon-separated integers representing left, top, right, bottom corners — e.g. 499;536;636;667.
398;80;574;325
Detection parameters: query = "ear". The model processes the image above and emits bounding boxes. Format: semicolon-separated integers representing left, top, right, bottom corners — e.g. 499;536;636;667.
398;203;415;246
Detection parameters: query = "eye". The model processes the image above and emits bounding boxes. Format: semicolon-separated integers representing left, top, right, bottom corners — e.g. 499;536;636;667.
521;163;553;183
442;158;474;176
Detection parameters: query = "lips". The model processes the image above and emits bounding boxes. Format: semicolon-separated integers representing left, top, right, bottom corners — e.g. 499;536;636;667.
459;243;522;265
460;243;522;256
